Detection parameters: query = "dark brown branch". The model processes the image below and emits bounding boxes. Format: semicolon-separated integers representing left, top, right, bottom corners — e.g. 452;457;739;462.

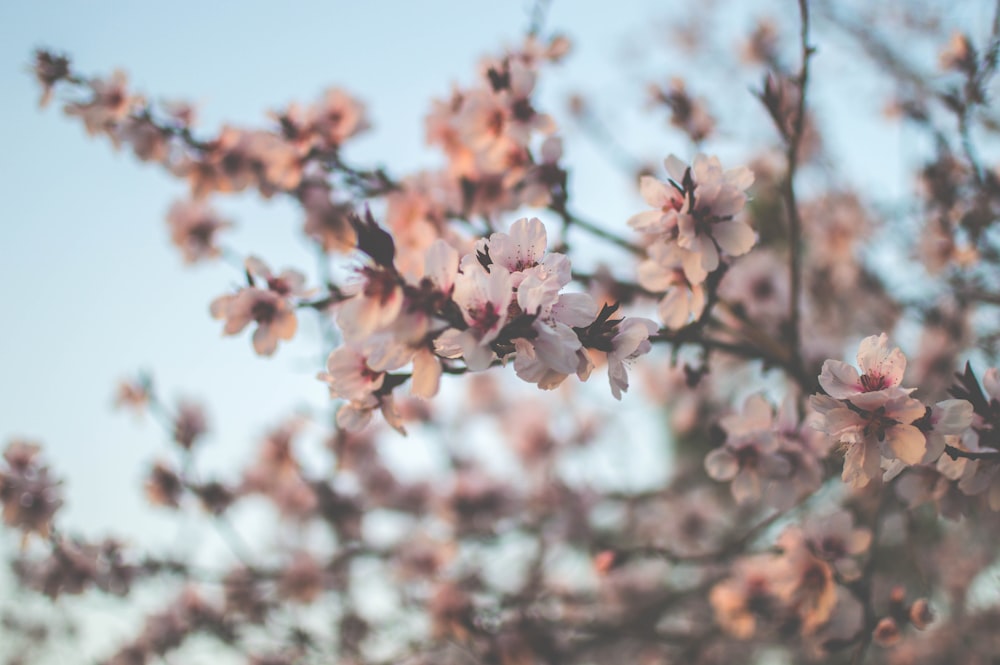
944;444;1000;462
786;0;813;378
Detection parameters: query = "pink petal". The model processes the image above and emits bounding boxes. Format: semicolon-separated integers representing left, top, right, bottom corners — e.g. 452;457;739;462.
712;220;755;256
882;424;926;465
639;175;673;208
705;448;739;481
856;333;905;387
818;360;862;399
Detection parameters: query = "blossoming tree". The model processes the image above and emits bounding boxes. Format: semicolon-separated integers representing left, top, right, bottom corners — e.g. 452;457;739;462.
6;1;1000;663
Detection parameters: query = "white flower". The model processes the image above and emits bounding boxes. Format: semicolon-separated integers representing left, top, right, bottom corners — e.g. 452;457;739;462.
818;333;911;410
607;318;659;400
318;346;384;403
636;241;707;328
436;263;513;371
810;392;927;488
675;154;756;273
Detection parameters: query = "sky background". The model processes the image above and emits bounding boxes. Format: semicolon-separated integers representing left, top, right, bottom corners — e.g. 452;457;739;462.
2;0;993;658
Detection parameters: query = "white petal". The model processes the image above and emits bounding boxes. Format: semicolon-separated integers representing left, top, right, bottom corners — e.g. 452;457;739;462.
818;360;862;399
856;333;905;387
882;424;926;465
712;220;755;256
410;349;441;398
639;175;673;208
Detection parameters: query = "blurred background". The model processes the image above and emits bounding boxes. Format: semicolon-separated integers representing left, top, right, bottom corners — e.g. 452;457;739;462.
1;0;996;661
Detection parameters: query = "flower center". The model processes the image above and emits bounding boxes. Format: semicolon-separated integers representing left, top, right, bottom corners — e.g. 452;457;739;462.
859;373;889;392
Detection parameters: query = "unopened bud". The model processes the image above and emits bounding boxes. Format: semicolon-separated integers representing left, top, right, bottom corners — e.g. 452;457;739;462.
593;550;617;575
873;616;902;647
909;598;933;630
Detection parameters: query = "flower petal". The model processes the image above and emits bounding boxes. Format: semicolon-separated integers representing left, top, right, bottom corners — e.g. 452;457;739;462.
712;220;755;256
882;424;926;465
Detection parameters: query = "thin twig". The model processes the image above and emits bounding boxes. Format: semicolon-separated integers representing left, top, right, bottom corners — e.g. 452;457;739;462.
785;0;814;378
550;204;645;255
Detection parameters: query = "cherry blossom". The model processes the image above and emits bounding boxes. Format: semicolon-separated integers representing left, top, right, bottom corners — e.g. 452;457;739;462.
606;317;658;400
818;333;912;410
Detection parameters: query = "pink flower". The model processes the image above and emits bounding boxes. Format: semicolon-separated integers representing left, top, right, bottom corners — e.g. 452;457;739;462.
337;266;405;343
636;241;706;329
627;156;688;236
306;88;370;149
64;70;139;137
244;256;309;298
918;399;974;462
318;346;385;403
486;217;569;288
0;441;63;538
210;288;298;356
298;180;357;253
709;553;786;639
675;155;756;273
435;263;513;371
819;333;912;410
166;199;231;264
705;395;792;504
809;391;927;488
607;317;658;400
800;511;872;581
628;154;756;279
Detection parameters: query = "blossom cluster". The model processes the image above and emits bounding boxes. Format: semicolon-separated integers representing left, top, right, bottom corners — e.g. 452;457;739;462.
629;154;756;329
809;334;978;489
318;214;656;431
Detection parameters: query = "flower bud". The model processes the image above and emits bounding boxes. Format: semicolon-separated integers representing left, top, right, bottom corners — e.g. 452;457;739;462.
909;598;933;630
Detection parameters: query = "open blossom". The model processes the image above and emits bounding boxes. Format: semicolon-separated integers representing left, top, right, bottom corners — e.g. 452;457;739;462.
435;262;513;371
458;59;554;156
768;395;830;509
675;155;756;272
0;441;63;538
485;217;569;289
710;553;787;639
306;87;370;149
628;155;688;237
772;527;839;635
318;346;386;404
705;395;792;503
337;266;405;343
636;241;706;329
210;257;306;356
166;199;231;264
943;427;1000;511
800;510;872;581
629;154;755;281
244;256;309;299
210;287;297;357
489;217;597;380
811;391;926;488
811;334;930;487
916;399;974;463
819;333;912;410
64;70;139;137
607;317;658;400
